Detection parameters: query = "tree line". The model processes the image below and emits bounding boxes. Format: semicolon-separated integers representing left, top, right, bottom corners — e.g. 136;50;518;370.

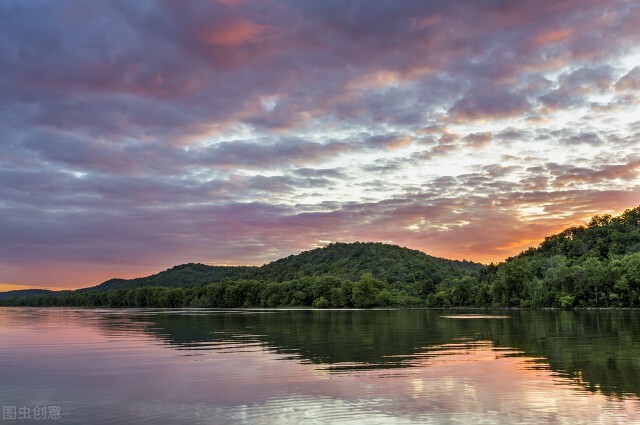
0;274;422;308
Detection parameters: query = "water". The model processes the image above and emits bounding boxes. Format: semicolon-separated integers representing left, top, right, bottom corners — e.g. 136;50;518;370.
1;308;639;424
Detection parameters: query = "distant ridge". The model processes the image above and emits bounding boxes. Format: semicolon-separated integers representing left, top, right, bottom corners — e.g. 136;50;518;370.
87;264;257;291
86;242;479;293
0;289;54;300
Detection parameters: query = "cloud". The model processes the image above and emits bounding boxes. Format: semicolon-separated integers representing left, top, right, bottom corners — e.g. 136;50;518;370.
562;132;604;147
538;66;617;111
1;0;640;287
449;86;531;122
463;132;493;149
363;133;413;151
293;167;345;179
615;67;640;92
548;159;640;187
199;20;268;46
193;137;353;169
531;27;574;46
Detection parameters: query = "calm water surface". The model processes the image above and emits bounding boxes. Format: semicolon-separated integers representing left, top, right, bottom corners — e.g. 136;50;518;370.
1;308;640;424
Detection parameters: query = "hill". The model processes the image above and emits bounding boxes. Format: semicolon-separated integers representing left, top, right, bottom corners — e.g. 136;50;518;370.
86;263;258;291
0;242;482;307
79;242;481;295
0;289;53;299
517;208;640;260
246;242;481;294
487;206;640;308
427;206;640;308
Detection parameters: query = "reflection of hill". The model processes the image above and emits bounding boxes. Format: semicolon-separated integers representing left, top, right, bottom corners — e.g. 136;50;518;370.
115;309;640;398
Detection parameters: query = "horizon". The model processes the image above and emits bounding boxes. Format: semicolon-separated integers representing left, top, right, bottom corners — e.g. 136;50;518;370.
1;1;639;291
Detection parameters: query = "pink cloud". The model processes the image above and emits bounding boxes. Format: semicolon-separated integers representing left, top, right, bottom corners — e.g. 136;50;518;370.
1;0;640;288
200;20;268;46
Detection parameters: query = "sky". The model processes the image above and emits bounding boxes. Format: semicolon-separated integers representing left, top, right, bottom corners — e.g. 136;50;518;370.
1;0;639;290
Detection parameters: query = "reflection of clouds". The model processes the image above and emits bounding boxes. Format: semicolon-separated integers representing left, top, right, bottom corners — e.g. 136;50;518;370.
115;343;640;424
2;310;640;424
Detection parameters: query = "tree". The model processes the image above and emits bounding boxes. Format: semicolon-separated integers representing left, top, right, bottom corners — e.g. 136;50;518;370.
351;273;386;308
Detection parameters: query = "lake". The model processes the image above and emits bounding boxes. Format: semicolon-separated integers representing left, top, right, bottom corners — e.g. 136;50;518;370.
1;308;639;424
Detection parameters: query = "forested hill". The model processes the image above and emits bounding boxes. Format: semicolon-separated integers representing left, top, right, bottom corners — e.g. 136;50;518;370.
487;206;640;308
247;242;481;284
516;207;640;261
0;289;53;300
0;242;483;307
87;264;258;291
88;242;479;293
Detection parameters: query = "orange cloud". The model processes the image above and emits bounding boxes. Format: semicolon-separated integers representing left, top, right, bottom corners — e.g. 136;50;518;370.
533;28;573;46
347;70;402;90
409;15;442;31
201;20;267;46
0;283;51;292
211;0;246;6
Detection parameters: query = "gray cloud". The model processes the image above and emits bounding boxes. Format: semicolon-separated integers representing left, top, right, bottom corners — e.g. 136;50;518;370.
1;0;640;287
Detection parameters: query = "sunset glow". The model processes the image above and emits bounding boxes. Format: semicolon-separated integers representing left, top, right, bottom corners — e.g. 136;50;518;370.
1;1;639;289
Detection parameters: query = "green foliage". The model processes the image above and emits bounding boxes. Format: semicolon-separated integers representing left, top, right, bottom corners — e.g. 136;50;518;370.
558;294;575;309
312;296;329;308
0;275;423;309
351;273;386;308
86;263;257;291
0;289;53;299
425;207;640;308
245;242;481;296
483;206;640;308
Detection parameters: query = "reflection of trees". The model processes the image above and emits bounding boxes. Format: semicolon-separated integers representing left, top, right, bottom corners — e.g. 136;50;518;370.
111;309;640;398
488;310;640;399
